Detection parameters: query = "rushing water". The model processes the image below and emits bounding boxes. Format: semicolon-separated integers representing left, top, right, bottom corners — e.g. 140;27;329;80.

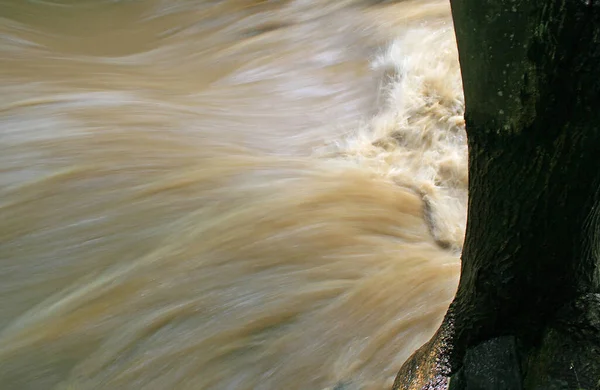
0;1;467;389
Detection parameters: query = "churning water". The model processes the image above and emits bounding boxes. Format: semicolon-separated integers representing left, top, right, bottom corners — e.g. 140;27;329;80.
0;1;467;389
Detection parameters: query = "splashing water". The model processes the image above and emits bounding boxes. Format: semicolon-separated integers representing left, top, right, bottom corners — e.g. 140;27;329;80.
0;1;466;389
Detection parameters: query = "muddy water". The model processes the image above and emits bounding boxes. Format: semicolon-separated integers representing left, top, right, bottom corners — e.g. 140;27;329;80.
0;1;466;389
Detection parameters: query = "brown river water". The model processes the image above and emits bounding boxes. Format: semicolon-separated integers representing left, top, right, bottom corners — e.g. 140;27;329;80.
0;1;467;389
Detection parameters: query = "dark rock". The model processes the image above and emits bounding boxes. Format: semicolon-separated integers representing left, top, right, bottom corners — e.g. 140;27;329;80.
459;336;522;390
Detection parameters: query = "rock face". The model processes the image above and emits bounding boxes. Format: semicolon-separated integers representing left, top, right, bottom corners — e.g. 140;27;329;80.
450;336;522;390
524;294;600;390
393;0;600;388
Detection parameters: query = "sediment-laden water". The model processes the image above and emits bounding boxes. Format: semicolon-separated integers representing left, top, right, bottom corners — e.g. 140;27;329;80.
0;1;466;389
